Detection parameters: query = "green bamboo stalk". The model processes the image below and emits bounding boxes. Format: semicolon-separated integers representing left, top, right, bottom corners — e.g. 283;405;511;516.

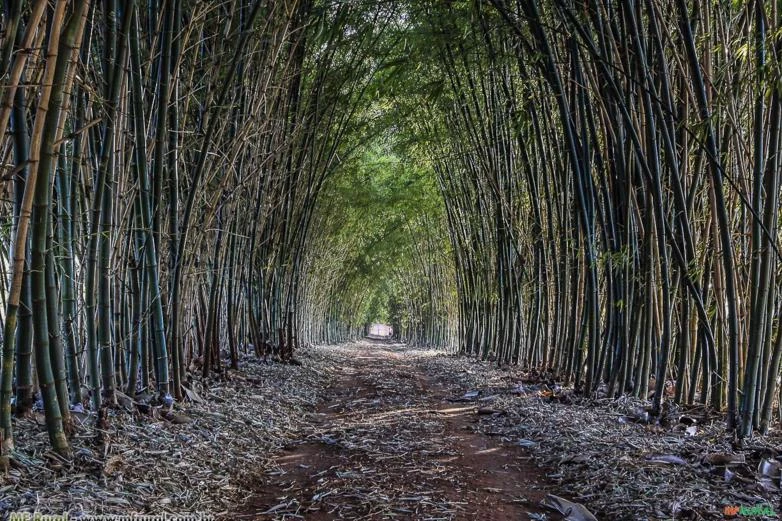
29;0;90;455
1;0;68;456
128;4;171;401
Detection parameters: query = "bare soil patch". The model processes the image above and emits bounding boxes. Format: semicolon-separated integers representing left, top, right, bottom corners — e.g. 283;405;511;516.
236;340;561;520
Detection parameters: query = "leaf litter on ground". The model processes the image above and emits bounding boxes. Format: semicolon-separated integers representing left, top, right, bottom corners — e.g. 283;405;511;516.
415;352;782;520
1;351;329;519
4;342;782;521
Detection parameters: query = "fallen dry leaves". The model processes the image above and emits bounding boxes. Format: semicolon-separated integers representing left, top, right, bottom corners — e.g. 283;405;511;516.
416;353;782;520
0;352;330;518
2;342;781;521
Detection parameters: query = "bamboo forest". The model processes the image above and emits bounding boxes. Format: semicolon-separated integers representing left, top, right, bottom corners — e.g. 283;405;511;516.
4;0;782;519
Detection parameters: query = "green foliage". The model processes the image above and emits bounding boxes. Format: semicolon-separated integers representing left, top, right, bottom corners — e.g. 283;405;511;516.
312;131;450;326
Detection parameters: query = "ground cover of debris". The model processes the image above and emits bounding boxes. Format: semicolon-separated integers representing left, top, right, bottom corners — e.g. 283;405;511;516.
0;353;328;519
2;340;781;521
414;351;782;521
238;341;556;521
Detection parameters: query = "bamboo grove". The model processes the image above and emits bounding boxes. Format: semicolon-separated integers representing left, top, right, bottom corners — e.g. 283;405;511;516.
403;0;782;438
299;142;458;348
3;0;782;462
0;0;416;459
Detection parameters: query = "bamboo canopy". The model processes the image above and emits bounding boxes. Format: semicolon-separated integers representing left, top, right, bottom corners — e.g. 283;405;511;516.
1;0;782;466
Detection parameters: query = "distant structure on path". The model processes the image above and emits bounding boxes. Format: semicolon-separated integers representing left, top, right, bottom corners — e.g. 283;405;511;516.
367;323;393;338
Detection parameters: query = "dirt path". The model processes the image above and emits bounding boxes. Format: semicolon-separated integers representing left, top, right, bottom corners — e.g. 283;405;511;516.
236;340;560;520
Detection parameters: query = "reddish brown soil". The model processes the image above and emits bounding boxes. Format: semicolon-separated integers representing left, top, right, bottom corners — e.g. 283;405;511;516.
235;341;563;520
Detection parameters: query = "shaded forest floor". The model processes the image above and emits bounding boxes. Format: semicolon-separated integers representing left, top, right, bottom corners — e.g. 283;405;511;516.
2;341;782;520
236;341;555;520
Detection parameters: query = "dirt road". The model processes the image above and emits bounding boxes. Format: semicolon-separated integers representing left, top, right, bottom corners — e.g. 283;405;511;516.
236;340;558;520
